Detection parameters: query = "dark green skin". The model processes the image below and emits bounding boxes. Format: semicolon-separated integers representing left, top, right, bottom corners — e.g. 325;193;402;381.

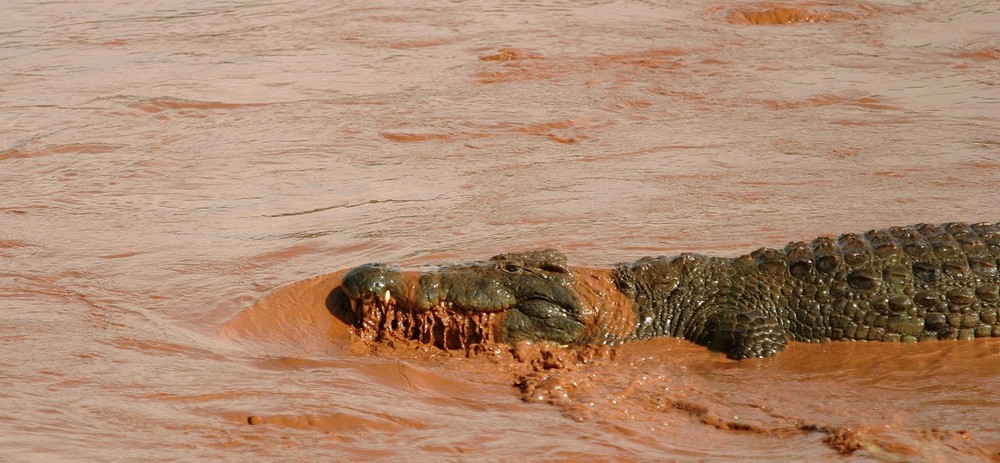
342;249;589;347
341;222;1000;359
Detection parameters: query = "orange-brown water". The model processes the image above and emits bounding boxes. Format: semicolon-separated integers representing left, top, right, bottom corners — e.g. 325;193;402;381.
3;1;999;461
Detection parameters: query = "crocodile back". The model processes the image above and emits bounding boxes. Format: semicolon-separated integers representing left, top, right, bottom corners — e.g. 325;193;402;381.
743;222;1000;342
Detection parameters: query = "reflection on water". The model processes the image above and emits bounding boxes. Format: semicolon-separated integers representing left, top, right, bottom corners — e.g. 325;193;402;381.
2;0;999;461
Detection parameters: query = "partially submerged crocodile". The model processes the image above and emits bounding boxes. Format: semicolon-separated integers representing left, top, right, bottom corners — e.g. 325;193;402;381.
341;222;1000;359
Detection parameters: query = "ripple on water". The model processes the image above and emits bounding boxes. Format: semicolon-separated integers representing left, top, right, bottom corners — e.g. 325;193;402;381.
711;1;891;25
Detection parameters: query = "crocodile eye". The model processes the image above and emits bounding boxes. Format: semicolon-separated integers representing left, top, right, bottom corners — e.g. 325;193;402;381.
540;264;568;274
502;263;522;273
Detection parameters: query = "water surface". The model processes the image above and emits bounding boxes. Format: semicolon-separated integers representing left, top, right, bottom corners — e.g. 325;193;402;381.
2;1;999;461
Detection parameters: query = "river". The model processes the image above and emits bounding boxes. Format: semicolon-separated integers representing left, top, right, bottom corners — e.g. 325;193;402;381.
2;1;1000;461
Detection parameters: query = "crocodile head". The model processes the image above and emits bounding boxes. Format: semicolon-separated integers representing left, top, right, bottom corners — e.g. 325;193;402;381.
341;249;611;350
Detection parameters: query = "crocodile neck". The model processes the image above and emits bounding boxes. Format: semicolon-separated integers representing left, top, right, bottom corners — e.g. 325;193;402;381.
613;253;739;342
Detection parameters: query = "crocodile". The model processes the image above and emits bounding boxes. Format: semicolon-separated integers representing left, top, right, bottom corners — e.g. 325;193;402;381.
340;222;1000;359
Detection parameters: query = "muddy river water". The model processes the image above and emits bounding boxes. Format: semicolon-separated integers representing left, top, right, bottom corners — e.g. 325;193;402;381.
3;1;1000;461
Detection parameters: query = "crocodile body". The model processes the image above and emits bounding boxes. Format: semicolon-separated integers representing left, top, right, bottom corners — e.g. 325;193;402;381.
341;222;1000;359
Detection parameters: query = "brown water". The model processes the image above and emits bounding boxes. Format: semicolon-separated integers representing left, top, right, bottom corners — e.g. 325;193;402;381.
3;1;999;461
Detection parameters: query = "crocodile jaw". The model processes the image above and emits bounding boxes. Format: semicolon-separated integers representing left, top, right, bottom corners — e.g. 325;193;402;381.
349;295;503;350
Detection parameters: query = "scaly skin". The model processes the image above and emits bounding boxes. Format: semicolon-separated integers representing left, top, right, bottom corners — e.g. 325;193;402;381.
341;222;1000;359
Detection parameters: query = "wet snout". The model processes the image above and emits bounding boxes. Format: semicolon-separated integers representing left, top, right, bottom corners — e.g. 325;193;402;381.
339;262;503;349
341;263;403;306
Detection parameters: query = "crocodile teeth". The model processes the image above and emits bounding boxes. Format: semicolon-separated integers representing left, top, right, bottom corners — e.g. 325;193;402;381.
353;299;498;353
